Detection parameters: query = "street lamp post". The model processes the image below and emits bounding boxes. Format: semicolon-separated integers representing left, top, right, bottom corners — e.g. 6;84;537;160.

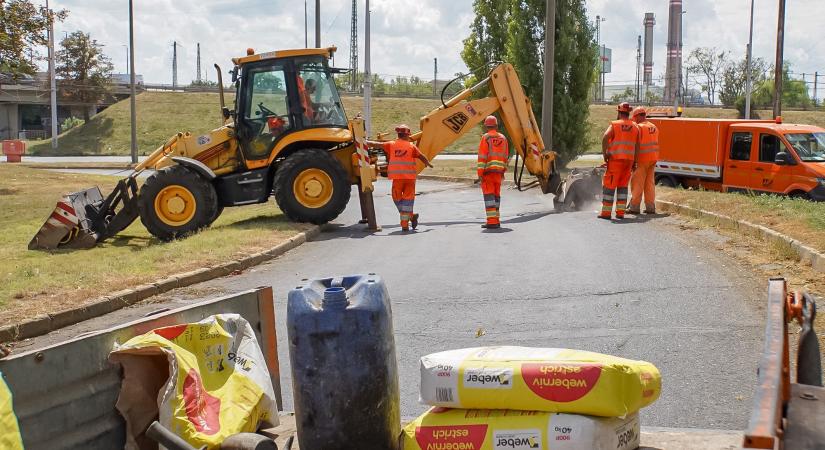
542;0;555;151
128;0;137;164
745;0;755;118
594;16;607;101
46;0;58;150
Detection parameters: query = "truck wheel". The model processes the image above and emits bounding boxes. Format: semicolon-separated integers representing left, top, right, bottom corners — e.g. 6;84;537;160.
138;165;219;241
656;175;678;187
273;149;351;224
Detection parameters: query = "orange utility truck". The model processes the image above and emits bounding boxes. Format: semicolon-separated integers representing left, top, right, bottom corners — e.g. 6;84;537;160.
649;117;825;200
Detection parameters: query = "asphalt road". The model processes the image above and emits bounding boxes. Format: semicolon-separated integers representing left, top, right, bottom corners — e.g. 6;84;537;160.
17;178;764;431
162;179;763;429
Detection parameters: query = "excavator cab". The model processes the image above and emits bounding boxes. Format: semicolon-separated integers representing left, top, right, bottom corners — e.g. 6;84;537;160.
233;53;348;163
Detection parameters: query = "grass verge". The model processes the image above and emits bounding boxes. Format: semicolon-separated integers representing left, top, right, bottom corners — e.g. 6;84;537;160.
657;187;825;252
0;164;309;326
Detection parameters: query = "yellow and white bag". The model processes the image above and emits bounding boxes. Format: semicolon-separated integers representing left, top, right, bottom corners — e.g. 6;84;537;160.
110;314;278;450
420;346;660;417
402;407;640;450
0;371;24;450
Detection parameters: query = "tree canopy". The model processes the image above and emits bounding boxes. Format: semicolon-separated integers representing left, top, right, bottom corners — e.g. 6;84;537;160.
0;0;67;79
462;0;598;166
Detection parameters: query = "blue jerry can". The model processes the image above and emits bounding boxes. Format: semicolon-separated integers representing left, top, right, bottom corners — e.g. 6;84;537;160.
287;274;400;450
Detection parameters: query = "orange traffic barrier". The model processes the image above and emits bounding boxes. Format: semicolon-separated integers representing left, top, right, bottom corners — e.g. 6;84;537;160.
2;140;26;163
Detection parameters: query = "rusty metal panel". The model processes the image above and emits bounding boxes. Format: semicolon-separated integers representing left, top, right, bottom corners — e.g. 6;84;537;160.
743;278;788;449
0;287;278;450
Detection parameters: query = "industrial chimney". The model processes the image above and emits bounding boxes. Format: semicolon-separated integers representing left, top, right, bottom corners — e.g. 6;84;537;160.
664;0;683;103
643;13;655;96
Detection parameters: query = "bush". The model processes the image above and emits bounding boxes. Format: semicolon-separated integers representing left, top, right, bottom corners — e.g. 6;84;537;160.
60;116;84;132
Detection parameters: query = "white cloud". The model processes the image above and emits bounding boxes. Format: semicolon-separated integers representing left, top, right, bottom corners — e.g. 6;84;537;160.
43;0;823;98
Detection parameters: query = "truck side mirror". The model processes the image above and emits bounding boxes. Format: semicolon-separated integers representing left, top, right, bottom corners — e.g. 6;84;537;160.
774;152;792;165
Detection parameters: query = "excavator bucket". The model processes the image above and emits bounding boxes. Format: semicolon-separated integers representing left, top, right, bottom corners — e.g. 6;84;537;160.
554;166;606;213
29;187;104;250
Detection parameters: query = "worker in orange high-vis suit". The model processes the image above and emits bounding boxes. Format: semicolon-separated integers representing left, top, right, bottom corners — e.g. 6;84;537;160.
627;107;659;214
368;125;433;231
599;102;640;220
477;115;510;229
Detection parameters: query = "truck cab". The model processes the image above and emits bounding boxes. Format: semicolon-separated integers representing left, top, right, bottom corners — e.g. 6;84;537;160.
722;122;825;200
651;117;825;201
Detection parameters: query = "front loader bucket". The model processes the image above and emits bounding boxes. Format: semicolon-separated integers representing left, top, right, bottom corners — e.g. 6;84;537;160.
29;187;104;250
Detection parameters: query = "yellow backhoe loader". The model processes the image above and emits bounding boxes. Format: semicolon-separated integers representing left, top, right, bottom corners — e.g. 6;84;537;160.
30;47;562;250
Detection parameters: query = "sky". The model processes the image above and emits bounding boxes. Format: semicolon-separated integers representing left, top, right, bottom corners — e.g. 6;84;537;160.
42;0;825;98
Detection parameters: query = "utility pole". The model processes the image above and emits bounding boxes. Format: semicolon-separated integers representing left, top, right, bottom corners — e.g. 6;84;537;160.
196;43;202;83
773;0;786;118
129;0;138;164
349;0;358;91
745;0;755;118
315;0;321;48
595;15;604;101
46;0;57;149
433;58;438;97
172;41;178;89
542;0;555;150
364;0;372;136
814;72;819;108
636;35;641;102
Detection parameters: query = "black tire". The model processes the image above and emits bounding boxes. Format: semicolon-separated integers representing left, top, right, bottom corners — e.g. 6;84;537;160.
789;191;811;200
273;149;351;224
656;175;678;187
138;165;219;241
207;205;225;227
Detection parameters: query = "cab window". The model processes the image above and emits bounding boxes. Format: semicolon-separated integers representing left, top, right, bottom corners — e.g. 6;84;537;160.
241;64;291;159
759;134;783;163
730;132;752;161
295;57;347;128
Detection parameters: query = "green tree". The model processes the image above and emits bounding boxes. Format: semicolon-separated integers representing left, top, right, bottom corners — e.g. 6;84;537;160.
56;31;113;121
462;0;597;166
610;87;635;103
752;64;812;110
719;54;769;108
0;0;67;79
686;47;729;104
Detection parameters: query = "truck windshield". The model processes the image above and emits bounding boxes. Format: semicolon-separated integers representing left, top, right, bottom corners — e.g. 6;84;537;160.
785;132;825;162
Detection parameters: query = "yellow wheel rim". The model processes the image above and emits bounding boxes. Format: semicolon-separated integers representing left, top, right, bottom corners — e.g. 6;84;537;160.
293;168;333;208
154;185;197;226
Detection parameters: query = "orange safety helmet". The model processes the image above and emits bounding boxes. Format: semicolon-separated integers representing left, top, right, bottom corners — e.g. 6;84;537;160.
395;124;411;135
484;115;498;127
631;106;647;117
617;102;632;114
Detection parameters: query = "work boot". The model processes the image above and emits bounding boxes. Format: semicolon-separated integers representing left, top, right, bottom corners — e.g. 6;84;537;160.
411;213;419;230
597;214;612;220
401;226;410;232
626;205;641;215
644;206;657;214
481;223;501;229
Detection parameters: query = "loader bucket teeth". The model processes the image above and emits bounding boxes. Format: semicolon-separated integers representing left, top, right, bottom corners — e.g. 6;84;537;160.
29;187;105;251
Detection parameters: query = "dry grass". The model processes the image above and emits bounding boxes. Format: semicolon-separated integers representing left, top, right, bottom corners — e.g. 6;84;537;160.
0;164;308;325
658;187;825;252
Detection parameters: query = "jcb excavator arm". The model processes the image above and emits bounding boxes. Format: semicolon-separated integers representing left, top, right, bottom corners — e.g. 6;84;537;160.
409;63;560;194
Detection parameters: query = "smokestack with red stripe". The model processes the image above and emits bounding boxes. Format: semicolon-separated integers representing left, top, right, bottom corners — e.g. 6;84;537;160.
664;0;683;102
643;13;655;88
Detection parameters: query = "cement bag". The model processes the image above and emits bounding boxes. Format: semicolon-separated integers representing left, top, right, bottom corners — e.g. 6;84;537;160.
110;314;278;450
402;407;639;450
420;346;660;417
0;371;24;450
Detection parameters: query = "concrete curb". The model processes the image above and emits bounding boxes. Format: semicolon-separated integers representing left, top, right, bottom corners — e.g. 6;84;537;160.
656;200;825;273
0;226;322;344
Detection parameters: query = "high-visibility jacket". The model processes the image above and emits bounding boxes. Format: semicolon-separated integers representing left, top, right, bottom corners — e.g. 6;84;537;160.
607;119;639;161
636;121;659;162
383;139;421;180
477;131;509;174
296;76;314;120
